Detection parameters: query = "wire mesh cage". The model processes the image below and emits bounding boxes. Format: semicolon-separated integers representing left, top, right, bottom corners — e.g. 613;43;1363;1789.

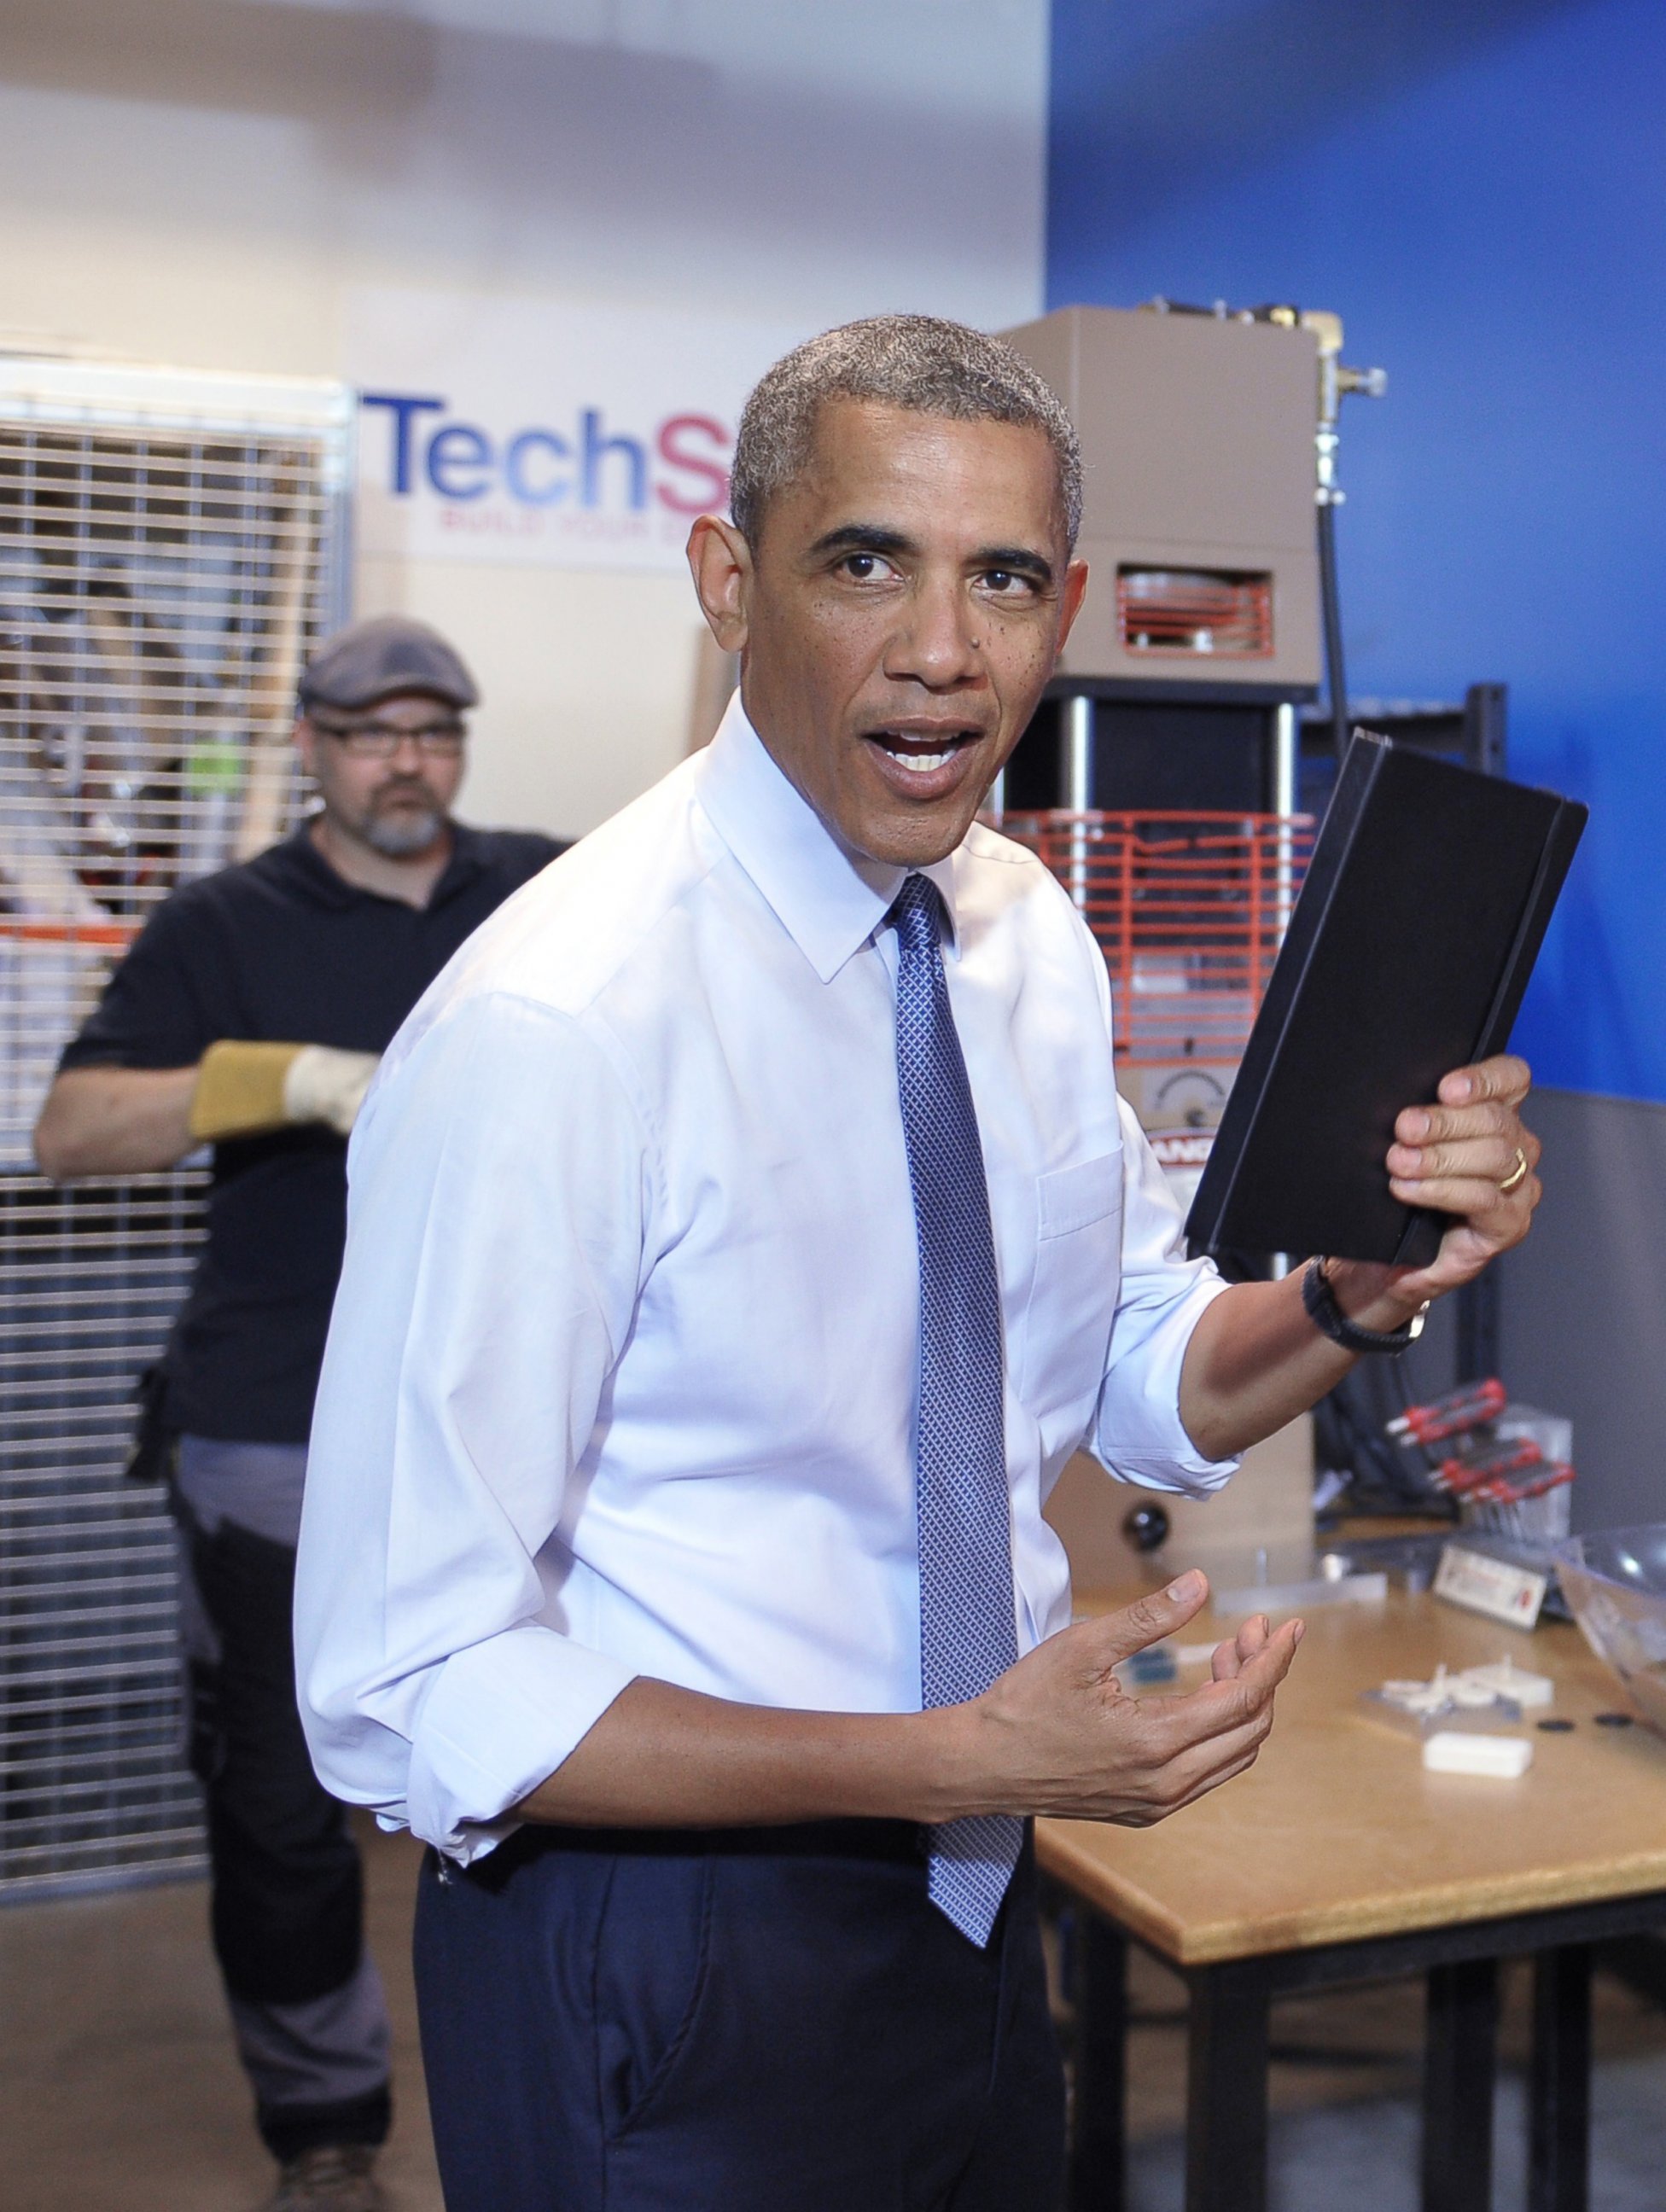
0;358;352;1897
995;810;1314;1203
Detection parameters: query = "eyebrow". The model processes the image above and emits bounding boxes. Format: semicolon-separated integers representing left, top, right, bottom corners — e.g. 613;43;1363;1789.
806;523;919;561
806;524;1056;586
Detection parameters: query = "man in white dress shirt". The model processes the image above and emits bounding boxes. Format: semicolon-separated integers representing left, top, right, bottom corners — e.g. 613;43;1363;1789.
294;317;1539;2211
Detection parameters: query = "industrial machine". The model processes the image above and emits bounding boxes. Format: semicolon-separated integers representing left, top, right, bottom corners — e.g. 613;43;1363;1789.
998;302;1502;1510
0;356;352;1896
993;300;1378;1206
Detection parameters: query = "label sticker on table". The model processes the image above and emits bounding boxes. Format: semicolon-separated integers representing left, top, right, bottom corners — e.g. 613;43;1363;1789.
1433;1543;1548;1631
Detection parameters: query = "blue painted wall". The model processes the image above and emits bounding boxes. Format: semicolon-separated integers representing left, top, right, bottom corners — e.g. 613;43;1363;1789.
1047;0;1666;1100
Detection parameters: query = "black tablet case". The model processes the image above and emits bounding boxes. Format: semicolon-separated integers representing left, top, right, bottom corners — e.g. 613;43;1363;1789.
1184;733;1587;1266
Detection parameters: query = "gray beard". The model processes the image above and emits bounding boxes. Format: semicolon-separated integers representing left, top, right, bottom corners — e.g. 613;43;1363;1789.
361;804;446;858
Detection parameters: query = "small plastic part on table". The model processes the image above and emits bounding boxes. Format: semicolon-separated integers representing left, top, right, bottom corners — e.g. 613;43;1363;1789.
1359;1657;1552;1738
1423;1731;1534;1778
1460;1656;1555;1708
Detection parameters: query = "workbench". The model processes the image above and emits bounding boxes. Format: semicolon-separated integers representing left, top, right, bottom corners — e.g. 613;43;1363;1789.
1040;1587;1666;2212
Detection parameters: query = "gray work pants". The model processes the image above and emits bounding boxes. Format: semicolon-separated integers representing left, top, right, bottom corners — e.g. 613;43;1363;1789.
172;1436;392;2163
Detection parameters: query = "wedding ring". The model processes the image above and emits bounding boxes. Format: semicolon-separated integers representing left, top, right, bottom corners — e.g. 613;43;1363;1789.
1499;1145;1529;1195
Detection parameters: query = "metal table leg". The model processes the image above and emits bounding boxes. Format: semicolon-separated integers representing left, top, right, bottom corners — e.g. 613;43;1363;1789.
1185;1960;1272;2212
1068;1917;1127;2212
1422;1956;1500;2212
1529;1944;1592;2212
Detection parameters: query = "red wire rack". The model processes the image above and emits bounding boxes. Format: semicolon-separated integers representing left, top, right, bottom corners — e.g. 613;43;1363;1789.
994;809;1314;1070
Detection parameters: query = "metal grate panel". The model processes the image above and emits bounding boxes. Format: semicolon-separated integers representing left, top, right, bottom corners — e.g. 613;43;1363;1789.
997;810;1313;1063
0;1173;207;1893
0;359;351;1898
997;809;1312;1208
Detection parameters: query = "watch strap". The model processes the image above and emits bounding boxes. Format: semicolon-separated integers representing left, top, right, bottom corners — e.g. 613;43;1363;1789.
1301;1255;1428;1355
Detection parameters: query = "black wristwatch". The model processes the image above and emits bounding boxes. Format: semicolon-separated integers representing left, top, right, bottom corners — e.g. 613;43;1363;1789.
1301;1255;1429;1356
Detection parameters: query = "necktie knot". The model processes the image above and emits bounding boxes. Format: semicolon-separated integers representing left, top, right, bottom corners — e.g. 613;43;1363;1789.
888;873;944;961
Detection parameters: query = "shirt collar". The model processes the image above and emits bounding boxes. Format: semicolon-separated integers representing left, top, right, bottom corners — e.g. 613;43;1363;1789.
694;694;961;984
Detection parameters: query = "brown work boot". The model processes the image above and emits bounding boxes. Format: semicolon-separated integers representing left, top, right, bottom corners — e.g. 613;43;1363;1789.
266;2143;384;2212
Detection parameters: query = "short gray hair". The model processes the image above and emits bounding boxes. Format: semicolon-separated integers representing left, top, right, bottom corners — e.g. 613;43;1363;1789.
731;313;1082;550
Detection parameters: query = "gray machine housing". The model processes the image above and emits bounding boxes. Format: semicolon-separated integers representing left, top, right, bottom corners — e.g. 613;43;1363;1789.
1001;305;1322;695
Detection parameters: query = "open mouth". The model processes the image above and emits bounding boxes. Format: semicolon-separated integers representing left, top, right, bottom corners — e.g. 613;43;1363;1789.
865;725;983;780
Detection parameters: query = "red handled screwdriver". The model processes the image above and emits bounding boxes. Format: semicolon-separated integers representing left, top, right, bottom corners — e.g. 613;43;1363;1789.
1387;1377;1508;1447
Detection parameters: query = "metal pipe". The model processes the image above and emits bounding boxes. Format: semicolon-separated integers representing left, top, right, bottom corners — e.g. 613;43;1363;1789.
1272;701;1298;940
1272;702;1297;819
1062;694;1094;812
1317;498;1351;768
1061;693;1093;911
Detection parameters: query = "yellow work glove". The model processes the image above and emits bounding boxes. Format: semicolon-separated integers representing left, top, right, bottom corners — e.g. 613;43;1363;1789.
188;1041;381;1143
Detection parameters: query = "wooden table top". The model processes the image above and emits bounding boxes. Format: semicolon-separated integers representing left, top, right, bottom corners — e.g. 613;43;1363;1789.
1037;1586;1666;1966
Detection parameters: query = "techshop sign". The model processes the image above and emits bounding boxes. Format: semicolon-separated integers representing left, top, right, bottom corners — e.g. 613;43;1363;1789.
345;288;808;575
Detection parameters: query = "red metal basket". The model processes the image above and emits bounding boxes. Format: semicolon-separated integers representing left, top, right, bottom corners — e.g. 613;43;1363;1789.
993;808;1314;1168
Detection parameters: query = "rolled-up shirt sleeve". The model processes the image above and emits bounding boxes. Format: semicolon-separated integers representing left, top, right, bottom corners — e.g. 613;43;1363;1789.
1088;1094;1238;1496
294;988;648;1861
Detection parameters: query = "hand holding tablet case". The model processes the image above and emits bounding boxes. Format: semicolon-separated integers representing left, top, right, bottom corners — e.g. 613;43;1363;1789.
1185;732;1587;1266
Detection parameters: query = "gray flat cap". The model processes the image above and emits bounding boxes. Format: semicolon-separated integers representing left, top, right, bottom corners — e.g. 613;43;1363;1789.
299;615;480;713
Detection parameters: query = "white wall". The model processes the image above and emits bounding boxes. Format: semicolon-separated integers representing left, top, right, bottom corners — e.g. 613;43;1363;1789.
0;0;1049;834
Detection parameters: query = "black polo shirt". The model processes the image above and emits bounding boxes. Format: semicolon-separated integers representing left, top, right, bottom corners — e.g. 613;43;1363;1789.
61;822;565;1443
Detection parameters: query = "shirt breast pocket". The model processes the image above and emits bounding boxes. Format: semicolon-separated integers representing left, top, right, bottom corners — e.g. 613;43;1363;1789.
1018;1152;1124;1444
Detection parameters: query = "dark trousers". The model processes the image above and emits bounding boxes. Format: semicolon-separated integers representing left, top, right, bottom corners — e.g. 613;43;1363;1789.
175;1490;392;2162
414;1818;1065;2212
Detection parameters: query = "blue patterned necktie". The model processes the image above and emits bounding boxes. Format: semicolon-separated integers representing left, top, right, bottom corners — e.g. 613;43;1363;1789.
889;872;1023;1947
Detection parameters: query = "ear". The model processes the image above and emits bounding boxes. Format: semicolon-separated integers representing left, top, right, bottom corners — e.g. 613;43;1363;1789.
292;714;318;777
687;515;753;655
1056;557;1091;654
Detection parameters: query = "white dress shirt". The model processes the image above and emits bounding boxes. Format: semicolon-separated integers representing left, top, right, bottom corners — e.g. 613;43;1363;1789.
295;697;1236;1861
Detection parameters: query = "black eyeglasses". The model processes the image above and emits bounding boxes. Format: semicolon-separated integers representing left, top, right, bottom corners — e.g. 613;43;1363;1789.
312;715;467;760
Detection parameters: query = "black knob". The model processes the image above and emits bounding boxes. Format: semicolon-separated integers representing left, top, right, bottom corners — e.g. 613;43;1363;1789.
1121;1502;1170;1553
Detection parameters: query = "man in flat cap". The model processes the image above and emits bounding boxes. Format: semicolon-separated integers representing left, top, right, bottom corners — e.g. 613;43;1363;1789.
34;615;566;2212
